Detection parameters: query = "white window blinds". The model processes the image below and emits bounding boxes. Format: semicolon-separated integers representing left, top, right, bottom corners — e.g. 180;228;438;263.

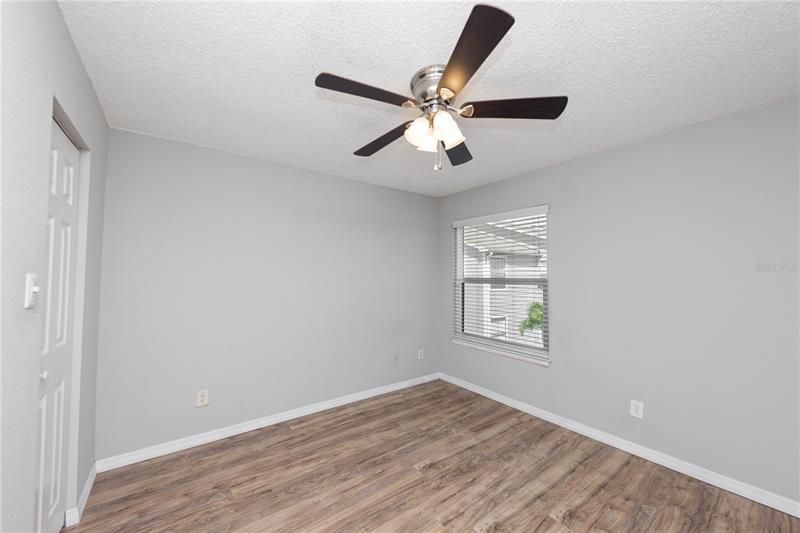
453;206;549;363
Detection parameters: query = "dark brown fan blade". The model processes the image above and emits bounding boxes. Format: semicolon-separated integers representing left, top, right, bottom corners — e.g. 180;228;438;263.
462;97;568;119
443;142;473;166
354;122;411;156
437;5;515;100
315;73;412;107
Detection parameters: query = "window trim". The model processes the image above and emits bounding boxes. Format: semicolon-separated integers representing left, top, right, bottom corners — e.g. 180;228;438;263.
451;337;551;367
452;204;549;228
452;204;550;366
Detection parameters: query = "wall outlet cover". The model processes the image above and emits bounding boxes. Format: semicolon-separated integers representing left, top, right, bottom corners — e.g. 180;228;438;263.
629;399;644;419
196;389;209;408
417;349;424;360
392;353;399;366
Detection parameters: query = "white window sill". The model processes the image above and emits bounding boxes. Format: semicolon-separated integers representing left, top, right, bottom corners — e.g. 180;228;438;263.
450;338;551;367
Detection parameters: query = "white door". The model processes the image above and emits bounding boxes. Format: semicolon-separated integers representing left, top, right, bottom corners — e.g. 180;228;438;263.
35;120;80;533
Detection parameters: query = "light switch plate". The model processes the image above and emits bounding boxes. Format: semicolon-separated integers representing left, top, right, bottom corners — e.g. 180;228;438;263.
24;273;40;310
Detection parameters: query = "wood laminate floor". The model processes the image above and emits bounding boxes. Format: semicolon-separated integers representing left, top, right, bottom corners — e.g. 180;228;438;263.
67;380;798;532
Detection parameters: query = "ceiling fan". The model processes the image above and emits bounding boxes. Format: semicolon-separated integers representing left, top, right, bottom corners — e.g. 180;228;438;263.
314;4;568;170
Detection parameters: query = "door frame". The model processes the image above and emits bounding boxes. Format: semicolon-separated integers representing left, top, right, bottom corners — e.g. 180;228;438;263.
52;98;93;523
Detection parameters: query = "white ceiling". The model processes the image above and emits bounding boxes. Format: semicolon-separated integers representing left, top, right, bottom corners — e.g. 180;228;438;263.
59;1;798;197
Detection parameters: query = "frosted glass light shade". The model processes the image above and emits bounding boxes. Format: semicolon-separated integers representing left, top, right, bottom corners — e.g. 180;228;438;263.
433;111;465;149
404;112;465;152
404;117;431;147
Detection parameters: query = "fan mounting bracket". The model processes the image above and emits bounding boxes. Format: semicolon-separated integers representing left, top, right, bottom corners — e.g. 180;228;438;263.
410;64;448;104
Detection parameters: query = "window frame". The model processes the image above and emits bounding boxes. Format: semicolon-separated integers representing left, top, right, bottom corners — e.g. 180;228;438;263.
451;205;550;367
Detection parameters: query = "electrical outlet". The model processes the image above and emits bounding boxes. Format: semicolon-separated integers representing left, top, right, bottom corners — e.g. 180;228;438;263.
629;399;644;419
417;349;424;360
196;389;209;408
392;353;399;366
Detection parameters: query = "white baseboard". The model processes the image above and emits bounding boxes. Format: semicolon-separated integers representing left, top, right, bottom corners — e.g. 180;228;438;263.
438;373;800;518
95;373;439;474
87;371;798;521
64;463;96;527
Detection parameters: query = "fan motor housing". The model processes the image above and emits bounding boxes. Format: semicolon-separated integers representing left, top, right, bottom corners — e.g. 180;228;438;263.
410;64;446;103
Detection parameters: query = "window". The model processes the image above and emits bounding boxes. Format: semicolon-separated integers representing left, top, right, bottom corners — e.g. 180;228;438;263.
452;205;549;364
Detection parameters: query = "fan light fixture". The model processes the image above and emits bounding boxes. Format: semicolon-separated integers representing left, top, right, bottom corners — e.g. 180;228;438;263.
403;111;465;153
314;4;569;169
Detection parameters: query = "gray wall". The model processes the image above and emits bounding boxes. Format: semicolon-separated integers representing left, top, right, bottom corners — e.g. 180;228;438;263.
436;98;799;500
1;1;108;530
95;130;438;459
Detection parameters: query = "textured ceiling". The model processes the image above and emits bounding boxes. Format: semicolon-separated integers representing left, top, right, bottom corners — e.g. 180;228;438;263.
59;1;798;197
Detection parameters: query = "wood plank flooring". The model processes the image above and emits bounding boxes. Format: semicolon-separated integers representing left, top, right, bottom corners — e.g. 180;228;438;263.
67;380;799;532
